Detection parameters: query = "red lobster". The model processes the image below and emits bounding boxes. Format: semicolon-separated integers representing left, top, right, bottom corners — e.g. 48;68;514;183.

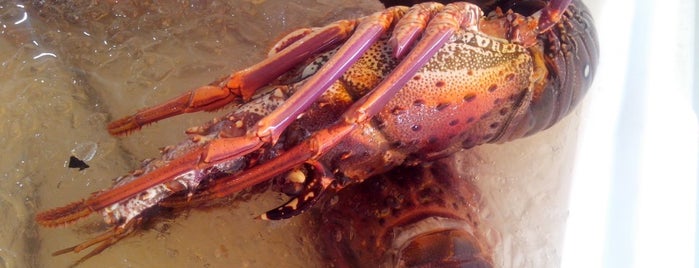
36;0;598;266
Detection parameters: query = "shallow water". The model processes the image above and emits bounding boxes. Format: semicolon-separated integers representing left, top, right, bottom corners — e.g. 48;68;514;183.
0;1;583;267
0;1;383;267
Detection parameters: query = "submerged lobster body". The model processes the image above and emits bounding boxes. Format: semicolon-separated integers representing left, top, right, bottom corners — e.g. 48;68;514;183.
36;0;597;266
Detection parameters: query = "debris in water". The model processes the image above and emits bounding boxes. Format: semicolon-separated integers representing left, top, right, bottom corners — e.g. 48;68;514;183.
68;156;90;171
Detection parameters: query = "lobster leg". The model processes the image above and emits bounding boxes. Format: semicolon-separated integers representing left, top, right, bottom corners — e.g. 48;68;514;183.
188;2;483;210
38;0;573;227
185;6;408;163
107;20;358;135
389;2;450;59
259;160;334;220
209;1;480;160
36;7;405;227
52;218;139;267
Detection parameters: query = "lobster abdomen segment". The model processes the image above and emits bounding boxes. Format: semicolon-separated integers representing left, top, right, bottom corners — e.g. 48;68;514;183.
497;0;599;140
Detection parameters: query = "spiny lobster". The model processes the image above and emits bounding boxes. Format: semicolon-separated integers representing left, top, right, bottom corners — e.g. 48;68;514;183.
35;0;597;266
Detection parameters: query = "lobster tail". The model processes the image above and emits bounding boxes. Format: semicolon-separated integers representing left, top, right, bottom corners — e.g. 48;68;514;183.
534;0;598;130
497;0;599;141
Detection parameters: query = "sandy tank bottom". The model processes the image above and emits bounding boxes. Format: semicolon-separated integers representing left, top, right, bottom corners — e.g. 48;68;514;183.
0;1;583;267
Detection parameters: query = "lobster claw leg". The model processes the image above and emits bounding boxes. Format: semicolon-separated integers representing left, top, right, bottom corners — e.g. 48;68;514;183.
106;81;237;136
107;19;359;136
260;161;334;220
52;219;140;267
155;6;409;166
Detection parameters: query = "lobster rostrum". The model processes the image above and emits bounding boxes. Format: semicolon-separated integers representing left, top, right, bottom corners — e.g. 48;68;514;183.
36;0;598;266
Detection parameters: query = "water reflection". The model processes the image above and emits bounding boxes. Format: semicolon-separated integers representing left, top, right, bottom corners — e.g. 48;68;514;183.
12;6;27;25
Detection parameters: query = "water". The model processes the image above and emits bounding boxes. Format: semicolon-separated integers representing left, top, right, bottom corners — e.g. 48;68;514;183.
457;112;581;267
0;1;584;267
0;0;383;267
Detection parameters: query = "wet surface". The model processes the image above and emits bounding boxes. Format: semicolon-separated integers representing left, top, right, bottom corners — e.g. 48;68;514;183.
0;1;383;267
0;1;583;267
457;112;581;268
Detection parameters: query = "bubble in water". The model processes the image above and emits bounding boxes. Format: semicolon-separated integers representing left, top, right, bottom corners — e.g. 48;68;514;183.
70;142;97;161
